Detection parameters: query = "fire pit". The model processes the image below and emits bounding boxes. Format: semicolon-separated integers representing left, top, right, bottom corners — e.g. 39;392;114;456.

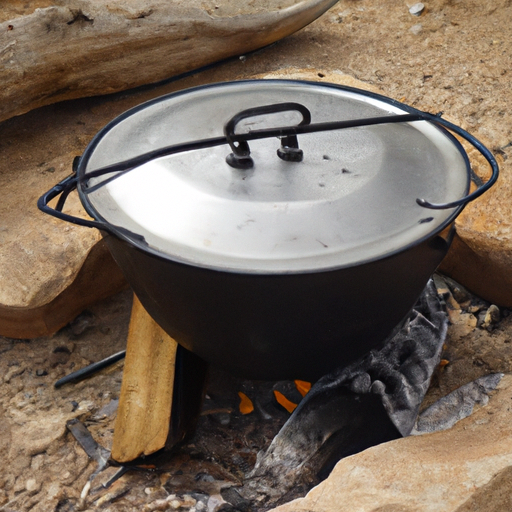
59;277;502;511
36;79;500;510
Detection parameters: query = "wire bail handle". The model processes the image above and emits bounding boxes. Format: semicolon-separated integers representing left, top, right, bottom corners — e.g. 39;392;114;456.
38;102;499;238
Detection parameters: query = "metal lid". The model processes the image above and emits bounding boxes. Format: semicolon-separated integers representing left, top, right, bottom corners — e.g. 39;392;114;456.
80;80;470;273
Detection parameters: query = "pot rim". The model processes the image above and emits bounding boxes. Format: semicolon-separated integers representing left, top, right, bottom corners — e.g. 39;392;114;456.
77;79;471;275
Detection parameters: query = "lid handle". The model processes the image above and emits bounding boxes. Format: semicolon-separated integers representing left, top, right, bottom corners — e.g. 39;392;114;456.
224;102;312;169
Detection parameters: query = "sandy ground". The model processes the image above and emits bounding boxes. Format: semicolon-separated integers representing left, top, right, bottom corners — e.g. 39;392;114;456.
1;0;512;509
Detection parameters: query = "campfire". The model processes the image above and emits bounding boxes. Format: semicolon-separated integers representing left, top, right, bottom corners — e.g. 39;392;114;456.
59;276;502;511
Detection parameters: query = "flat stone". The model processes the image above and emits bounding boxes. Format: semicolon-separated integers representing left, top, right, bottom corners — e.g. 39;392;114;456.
0;2;338;338
439;213;512;308
270;374;512;512
409;3;425;16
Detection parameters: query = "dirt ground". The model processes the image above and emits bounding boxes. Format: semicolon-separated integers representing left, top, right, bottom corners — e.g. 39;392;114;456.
1;279;511;512
1;0;512;510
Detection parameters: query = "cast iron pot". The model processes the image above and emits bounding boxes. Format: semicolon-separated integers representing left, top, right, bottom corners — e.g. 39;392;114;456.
39;80;498;381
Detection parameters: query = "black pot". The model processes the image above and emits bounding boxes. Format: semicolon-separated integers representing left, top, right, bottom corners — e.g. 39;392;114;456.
39;80;498;381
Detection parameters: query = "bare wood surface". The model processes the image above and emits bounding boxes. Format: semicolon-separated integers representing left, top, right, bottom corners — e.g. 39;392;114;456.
111;294;178;463
0;0;339;124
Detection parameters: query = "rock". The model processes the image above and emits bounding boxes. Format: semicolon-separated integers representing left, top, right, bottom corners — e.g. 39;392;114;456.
409;3;425;16
0;1;339;339
439;225;512;308
25;478;40;493
438;142;512;307
483;305;501;328
411;373;503;434
269;374;512;512
0;236;127;338
0;0;339;124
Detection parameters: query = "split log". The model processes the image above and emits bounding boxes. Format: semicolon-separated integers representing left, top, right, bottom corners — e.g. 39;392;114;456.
111;294;178;463
0;0;339;123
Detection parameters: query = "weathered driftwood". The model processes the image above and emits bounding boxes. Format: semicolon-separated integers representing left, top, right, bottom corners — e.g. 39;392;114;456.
0;0;339;123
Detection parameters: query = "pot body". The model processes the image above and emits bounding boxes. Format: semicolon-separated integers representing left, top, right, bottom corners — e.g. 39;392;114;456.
104;230;450;381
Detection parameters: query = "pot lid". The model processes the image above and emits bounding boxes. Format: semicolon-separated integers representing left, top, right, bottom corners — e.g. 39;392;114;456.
80;80;470;273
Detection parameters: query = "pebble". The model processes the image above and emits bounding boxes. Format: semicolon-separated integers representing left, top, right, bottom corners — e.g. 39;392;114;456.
4;365;23;383
207;495;225;512
47;482;61;499
70;310;95;336
210;412;231;426
31;454;45;471
410;24;423;35
143;494;197;511
468;305;483;315
409;2;425;16
49;345;72;367
26;478;40;493
93;398;119;419
78;399;96;411
144;499;170;511
483;305;501;328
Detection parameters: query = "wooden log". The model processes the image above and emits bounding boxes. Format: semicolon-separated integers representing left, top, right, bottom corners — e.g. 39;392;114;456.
0;0;339;124
111;294;178;463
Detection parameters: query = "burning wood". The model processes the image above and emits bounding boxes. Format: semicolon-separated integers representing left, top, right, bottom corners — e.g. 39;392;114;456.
60;278;503;511
238;279;449;508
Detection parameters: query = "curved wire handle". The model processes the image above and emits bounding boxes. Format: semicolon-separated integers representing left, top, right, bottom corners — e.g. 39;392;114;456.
38;106;499;234
411;112;499;209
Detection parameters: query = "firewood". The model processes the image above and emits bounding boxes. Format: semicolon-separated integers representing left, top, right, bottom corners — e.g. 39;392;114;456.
111;294;178;463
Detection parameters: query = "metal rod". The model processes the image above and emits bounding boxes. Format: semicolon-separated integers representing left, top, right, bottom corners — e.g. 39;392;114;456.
54;350;126;388
81;113;425;192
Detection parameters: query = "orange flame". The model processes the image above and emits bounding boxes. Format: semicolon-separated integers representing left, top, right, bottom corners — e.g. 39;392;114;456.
238;391;254;415
273;390;298;413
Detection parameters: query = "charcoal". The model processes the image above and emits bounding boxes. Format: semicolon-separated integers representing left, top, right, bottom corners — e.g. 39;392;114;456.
239;279;449;509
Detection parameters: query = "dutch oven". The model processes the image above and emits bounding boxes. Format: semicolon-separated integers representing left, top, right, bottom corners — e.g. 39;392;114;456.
39;80;498;381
